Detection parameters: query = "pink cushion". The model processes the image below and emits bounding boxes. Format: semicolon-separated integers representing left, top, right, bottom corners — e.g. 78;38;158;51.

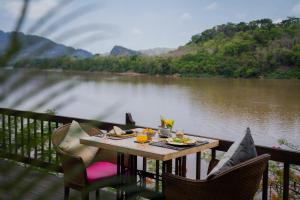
86;161;118;183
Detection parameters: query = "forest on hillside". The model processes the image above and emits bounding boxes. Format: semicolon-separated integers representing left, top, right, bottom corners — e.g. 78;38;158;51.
14;17;300;78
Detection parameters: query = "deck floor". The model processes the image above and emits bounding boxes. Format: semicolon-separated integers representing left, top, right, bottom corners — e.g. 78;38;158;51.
0;159;117;200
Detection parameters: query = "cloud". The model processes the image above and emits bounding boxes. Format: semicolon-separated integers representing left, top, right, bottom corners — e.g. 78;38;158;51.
131;27;142;36
179;12;192;21
291;2;300;15
3;0;60;20
205;2;218;11
235;13;246;20
274;18;282;24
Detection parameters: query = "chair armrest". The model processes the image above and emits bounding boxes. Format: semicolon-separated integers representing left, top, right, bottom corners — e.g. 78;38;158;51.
163;173;215;200
58;151;88;187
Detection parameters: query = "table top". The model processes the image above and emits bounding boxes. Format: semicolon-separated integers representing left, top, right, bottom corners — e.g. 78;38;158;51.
80;135;219;161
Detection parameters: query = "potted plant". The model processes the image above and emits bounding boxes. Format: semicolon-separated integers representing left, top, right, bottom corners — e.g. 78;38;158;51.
159;116;174;138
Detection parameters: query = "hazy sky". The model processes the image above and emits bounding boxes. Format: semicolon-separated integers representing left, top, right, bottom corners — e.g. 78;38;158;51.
1;0;300;54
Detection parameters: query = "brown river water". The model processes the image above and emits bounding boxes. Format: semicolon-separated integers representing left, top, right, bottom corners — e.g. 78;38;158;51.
1;69;300;148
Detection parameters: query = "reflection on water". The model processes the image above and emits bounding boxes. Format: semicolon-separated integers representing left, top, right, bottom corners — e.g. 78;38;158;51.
1;70;300;147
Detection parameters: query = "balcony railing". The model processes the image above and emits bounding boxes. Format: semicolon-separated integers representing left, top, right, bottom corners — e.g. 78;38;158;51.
0;107;299;200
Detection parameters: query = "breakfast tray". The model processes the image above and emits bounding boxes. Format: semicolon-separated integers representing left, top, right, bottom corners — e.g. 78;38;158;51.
149;140;209;151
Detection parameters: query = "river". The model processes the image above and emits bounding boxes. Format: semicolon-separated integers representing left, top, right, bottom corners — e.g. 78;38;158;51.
1;69;300;148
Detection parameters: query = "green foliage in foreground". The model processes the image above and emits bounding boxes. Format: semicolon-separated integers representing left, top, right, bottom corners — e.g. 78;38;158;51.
14;17;300;78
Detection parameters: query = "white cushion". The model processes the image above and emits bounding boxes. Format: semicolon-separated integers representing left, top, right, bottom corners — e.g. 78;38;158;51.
59;120;98;166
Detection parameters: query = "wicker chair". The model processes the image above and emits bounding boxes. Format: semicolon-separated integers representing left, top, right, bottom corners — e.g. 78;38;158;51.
163;154;270;200
52;123;126;200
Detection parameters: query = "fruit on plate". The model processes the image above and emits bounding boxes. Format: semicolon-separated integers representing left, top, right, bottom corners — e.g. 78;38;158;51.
172;137;190;143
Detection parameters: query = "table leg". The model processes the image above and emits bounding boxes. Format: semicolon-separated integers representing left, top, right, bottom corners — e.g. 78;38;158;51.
196;152;201;180
162;160;172;194
182;156;186;177
128;154;138;188
155;160;160;192
178;157;182;176
129;155;137;175
142;157;147;187
116;153;121;200
117;152;121;175
175;158;180;175
121;153;125;174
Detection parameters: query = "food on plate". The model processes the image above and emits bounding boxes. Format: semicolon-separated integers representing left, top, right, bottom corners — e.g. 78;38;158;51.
172;137;191;143
175;130;184;139
113;126;125;136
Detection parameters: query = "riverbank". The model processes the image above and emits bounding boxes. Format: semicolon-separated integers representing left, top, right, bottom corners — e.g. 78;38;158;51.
6;67;300;80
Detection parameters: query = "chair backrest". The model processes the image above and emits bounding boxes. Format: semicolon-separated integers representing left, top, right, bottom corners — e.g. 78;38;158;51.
208;154;270;200
52;123;100;188
164;154;270;200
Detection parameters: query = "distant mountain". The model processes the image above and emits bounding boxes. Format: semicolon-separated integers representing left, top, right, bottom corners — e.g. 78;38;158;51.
0;30;93;62
110;45;141;56
139;47;173;56
110;45;172;56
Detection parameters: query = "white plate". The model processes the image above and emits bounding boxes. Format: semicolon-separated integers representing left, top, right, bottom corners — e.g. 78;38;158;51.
166;138;196;146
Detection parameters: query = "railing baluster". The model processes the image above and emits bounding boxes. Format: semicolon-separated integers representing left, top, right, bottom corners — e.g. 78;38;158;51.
155;160;160;192
21;117;24;157
262;162;269;200
143;157;147;171
8;115;11;154
48;121;52;163
41;120;44;161
14;116;17;155
55;122;59;165
2;114;6;152
283;163;290;200
34;119;37;159
27;118;31;158
196;152;201;179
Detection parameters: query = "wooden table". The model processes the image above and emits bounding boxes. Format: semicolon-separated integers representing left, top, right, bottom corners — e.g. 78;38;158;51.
81;136;219;161
81;135;218;198
81;135;218;175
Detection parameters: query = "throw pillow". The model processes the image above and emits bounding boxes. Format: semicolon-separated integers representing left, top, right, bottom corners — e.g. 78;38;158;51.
59;120;98;166
207;127;257;179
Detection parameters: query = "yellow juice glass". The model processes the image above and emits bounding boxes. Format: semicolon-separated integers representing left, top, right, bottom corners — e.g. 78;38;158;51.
136;133;148;143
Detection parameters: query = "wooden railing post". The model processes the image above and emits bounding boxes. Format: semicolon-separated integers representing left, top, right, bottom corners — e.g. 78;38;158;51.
125;113;135;127
262;162;269;200
283;163;290;200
